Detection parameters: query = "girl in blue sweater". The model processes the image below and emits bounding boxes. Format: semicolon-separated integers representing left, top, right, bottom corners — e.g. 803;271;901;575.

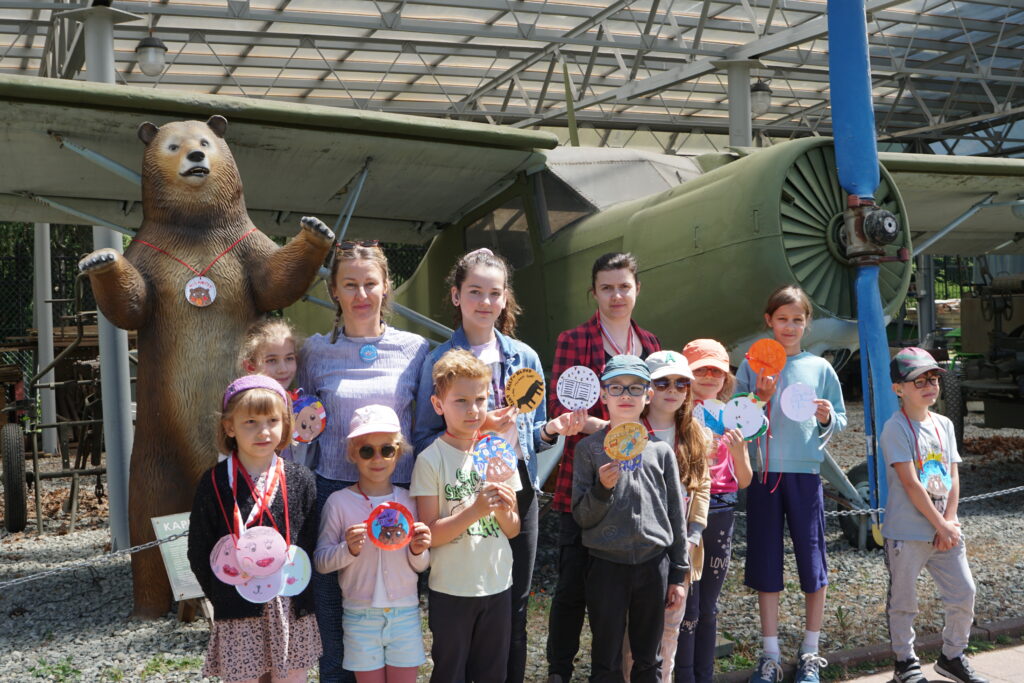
736;285;846;683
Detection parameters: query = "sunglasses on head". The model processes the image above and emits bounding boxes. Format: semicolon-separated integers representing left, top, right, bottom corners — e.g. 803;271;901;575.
337;239;380;251
603;383;649;397
653;378;690;391
357;443;399;460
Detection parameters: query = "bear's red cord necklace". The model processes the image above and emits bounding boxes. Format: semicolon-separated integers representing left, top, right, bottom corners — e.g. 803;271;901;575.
133;226;258;276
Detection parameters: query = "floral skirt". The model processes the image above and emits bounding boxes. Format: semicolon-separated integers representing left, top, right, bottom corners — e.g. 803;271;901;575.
203;596;322;682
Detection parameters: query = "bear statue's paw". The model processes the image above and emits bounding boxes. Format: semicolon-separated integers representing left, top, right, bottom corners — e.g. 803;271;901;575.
300;216;335;242
78;249;119;273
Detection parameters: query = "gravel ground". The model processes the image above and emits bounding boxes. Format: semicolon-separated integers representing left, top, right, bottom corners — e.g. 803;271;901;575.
2;401;1022;682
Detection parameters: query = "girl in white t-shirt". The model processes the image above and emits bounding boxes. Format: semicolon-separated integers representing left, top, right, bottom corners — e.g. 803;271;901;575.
314;405;431;683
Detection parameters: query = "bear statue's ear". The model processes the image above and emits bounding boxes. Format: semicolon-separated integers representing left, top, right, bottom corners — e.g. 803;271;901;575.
138;122;159;145
206;115;228;138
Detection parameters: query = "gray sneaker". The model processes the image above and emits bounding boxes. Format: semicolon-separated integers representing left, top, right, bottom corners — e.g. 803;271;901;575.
893;658;930;683
747;654;784;683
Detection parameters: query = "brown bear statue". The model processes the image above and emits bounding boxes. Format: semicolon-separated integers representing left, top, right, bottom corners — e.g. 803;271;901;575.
79;115;333;618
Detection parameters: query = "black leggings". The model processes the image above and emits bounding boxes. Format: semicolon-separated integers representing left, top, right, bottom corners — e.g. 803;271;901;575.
675;507;735;683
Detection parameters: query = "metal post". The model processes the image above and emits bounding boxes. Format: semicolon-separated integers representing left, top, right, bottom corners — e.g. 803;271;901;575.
917;254;936;345
714;59;761;148
57;1;143;551
33;223;58;456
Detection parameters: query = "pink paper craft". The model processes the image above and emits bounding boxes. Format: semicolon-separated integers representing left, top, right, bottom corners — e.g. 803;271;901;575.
209;533;248;586
235;525;288;578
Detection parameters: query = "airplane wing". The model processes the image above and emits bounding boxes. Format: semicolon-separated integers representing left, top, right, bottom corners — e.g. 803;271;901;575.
879;152;1024;256
0;74;555;243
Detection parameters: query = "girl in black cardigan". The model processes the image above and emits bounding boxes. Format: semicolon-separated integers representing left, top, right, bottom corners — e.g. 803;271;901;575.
188;375;322;682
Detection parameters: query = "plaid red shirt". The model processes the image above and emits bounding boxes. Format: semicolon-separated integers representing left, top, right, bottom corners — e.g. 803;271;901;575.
548;311;660;513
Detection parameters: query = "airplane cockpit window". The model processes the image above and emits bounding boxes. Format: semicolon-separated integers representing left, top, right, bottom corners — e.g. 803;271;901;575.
538;171;595;238
464;196;534;269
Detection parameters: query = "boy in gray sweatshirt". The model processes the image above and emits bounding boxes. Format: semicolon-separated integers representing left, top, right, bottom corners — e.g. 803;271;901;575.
573;354;690;682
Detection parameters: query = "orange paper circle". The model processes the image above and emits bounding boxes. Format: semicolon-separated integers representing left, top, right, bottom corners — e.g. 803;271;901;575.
505;368;545;413
746;338;787;377
603;422;648;461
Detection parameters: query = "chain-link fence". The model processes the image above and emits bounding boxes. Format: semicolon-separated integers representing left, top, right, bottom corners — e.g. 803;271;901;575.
382;242;429;287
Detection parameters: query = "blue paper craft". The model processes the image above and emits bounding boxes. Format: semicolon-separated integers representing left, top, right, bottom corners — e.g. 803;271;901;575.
471;435;517;482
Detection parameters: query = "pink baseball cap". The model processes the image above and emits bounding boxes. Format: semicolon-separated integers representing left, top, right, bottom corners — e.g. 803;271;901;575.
348;404;401;439
682;339;731;373
223;374;290;410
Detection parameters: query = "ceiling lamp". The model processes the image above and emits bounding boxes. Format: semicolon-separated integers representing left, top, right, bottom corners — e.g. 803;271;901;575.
750;79;772;116
135;34;167;77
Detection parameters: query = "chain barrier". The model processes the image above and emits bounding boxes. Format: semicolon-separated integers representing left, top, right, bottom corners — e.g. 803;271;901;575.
3;485;1024;591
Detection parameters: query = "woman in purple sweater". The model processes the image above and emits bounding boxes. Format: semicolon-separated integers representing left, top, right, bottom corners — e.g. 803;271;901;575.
297;242;430;683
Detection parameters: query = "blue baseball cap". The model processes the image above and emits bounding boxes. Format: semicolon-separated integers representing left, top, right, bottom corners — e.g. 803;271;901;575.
601;354;651;383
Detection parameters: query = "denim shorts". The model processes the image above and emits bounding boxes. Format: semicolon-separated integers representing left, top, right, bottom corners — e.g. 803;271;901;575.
341;605;426;671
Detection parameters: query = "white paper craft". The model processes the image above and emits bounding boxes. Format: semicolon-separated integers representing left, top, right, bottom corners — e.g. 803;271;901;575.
556;366;601;411
780;382;818;422
722;395;767;440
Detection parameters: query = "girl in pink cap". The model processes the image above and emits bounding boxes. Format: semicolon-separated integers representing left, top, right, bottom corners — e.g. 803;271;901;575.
188;375;322;683
676;339;752;683
314;405;432;683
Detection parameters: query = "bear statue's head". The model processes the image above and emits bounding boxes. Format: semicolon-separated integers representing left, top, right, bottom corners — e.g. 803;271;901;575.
137;116;245;224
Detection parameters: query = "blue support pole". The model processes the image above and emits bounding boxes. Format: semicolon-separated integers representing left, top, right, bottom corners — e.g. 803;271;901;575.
827;0;899;533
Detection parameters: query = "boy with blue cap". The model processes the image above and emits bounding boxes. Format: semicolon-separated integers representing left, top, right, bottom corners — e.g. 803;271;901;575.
882;347;986;683
572;354;690;682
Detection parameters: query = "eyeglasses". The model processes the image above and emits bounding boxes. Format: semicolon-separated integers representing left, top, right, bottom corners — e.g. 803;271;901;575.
909;375;941;389
693;367;725;378
357;443;399;460
653;378;690;391
602;383;649;397
337;239;380;251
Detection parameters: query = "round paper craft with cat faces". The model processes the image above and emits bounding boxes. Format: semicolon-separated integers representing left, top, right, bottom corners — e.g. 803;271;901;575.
603;422;648;462
209;534;247;586
780;382;818;422
722;393;768;440
291;391;326;443
557;366;601;411
745;338;787;377
472;435;517;482
279;545;312;596
236;569;284;604
505;368;545;413
368;502;414;551
235;526;289;577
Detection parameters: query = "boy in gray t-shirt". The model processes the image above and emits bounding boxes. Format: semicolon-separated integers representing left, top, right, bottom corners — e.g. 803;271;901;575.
880;348;986;683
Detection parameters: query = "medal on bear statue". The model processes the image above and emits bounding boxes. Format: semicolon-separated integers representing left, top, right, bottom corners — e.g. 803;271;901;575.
185;275;217;307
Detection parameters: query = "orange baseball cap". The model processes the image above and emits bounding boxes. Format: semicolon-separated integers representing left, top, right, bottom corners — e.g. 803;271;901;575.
682;339;731;373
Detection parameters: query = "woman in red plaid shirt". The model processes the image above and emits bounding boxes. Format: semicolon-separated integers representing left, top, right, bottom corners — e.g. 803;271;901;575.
545;252;660;683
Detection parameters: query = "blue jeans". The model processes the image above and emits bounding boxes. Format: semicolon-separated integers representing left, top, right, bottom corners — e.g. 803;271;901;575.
314;475;357;683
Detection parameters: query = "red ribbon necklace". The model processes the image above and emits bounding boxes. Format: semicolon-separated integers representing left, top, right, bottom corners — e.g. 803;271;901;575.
133;227;258;279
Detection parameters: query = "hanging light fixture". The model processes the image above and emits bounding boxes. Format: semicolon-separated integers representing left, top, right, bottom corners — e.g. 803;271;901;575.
750;79;772;116
135;34;167;76
135;2;166;77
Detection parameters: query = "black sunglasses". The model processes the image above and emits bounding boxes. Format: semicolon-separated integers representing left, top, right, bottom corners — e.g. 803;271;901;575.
338;239;380;251
358;443;399;460
653;378;690;391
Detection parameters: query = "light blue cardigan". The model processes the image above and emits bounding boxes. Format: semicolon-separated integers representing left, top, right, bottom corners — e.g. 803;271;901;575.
411;327;552;489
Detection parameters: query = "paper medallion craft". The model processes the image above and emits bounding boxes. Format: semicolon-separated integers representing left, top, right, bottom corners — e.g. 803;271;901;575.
746;338;787;377
604;422;648;462
184;275;217;308
694;399;727;436
367;501;415;551
556;365;601;411
290;389;326;443
279;545;312;596
919;453;952;499
722;393;768;441
236;569;284;604
505;367;545;412
235;525;289;577
780;382;818;422
471;434;518;483
209;533;248;586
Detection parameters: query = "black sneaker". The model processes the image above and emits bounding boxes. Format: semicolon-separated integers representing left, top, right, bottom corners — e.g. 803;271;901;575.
892;658;930;683
934;653;988;683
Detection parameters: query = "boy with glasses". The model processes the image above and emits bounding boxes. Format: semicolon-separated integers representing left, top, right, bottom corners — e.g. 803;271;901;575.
882;347;986;683
573;354;690;681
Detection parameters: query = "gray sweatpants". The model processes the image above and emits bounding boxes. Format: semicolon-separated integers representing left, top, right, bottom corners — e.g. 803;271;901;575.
884;537;976;661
